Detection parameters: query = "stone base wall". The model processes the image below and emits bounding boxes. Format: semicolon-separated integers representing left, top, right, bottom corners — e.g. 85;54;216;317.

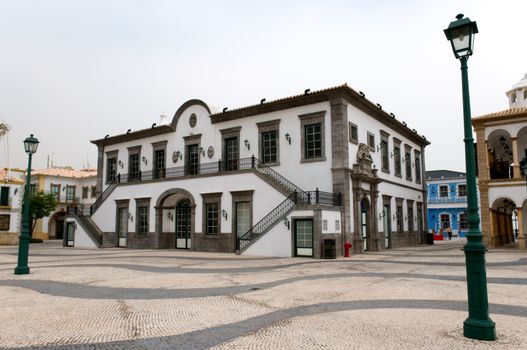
0;232;19;245
390;231;420;248
315;233;342;259
32;231;49;241
126;232;156;249
194;233;234;253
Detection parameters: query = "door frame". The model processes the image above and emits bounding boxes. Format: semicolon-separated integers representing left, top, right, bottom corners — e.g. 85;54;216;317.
293;218;314;257
175;199;191;249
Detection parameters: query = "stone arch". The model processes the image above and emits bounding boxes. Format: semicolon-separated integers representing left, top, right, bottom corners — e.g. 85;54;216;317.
171;99;211;129
155;188;196;249
47;209;67;240
490;197;517;246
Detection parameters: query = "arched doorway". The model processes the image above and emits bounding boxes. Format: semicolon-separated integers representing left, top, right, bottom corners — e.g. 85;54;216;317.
155;188;195;249
175;199;191;249
48;210;66;240
491;198;516;246
360;198;370;251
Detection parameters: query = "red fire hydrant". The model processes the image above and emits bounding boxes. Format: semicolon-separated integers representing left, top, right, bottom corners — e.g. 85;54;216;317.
344;242;352;257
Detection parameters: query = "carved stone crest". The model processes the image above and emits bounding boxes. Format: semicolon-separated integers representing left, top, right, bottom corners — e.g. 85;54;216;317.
357;143;373;164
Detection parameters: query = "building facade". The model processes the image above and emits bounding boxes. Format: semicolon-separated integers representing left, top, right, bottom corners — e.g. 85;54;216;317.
473;74;527;249
68;84;430;257
426;170;469;237
30;167;97;241
0;168;24;245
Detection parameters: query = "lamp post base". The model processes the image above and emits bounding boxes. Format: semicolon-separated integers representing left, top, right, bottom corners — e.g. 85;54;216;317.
14;266;30;275
464;317;496;341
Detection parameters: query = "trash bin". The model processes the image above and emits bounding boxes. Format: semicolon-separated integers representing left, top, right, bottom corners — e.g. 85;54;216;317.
426;233;434;245
323;239;336;259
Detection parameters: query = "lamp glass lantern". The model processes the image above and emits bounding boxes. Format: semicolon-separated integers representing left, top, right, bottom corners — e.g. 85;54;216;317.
443;14;478;59
23;134;39;154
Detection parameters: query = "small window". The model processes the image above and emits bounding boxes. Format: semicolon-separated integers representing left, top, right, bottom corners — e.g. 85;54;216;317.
459;212;468;230
91;186;97;198
396;205;403;233
381;140;389;172
66;186;76;202
367;132;375;151
524;90;527;100
322;220;328;231
511;93;517;103
82;186;88;199
206;203;219;235
458;184;467;197
0;187;9;206
0;214;10;231
394;143;401;177
335;220;340;231
137;206;149;234
440;214;450;229
50;184;60;202
107;157;117;182
349;122;358;143
405;147;412;181
407;206;414;232
414;151;421;184
262;130;278;164
439;185;448;197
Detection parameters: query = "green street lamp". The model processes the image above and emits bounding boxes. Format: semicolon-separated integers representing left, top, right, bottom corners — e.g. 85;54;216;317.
14;134;39;275
444;14;496;341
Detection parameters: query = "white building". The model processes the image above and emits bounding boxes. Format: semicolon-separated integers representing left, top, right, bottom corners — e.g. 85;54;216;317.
0;168;24;245
68;84;430;257
30;167;97;241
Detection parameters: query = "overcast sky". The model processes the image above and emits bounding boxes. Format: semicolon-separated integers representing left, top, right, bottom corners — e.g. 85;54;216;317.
1;0;526;172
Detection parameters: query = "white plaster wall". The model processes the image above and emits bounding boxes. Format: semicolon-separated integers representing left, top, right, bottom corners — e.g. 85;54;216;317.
376;181;424;233
488;185;527;208
347;103;424;191
92;172;286;234
242;223;291;257
322;210;341;234
66;219;97;248
484;122;527;140
101;102;334;195
1;183;23;232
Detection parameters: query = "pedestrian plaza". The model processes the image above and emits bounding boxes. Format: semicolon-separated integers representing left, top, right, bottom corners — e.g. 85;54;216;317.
0;239;526;349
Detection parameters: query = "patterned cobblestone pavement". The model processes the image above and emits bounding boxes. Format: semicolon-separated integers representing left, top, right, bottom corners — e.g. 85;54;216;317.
0;239;526;349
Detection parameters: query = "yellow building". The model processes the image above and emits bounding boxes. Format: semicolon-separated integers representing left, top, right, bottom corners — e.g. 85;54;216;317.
473;74;527;248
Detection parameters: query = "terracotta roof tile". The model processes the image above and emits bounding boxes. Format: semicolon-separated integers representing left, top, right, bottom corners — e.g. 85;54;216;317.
32;167;97;178
472;108;527;124
0;168;25;184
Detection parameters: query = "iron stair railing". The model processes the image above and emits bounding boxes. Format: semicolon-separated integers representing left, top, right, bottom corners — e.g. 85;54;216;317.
68;206;103;246
90;174;120;215
237;192;297;252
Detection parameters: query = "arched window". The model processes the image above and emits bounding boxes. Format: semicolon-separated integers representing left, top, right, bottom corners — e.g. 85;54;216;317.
523;90;527;100
511;93;517;103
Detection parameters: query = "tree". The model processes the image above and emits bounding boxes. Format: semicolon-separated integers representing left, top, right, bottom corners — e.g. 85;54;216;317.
28;190;57;236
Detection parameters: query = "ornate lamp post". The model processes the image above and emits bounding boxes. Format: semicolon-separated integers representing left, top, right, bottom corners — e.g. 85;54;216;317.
444;15;496;340
14;134;39;275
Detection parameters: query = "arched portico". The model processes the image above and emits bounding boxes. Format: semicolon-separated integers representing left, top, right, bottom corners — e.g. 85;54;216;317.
47;209;66;240
490;197;517;246
155;188;196;249
486;130;513;180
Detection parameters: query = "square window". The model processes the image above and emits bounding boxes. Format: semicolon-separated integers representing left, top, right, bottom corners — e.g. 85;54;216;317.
458;184;467;197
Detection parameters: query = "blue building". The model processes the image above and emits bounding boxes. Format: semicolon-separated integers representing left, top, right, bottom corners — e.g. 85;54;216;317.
426;170;471;237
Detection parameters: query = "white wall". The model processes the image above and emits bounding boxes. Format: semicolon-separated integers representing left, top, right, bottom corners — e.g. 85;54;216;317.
66;218;97;248
92;171;286;234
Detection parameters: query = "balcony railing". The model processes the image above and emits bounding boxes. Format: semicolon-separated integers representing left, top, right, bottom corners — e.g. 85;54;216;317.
428;196;467;204
490;161;513;180
118;157;255;184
